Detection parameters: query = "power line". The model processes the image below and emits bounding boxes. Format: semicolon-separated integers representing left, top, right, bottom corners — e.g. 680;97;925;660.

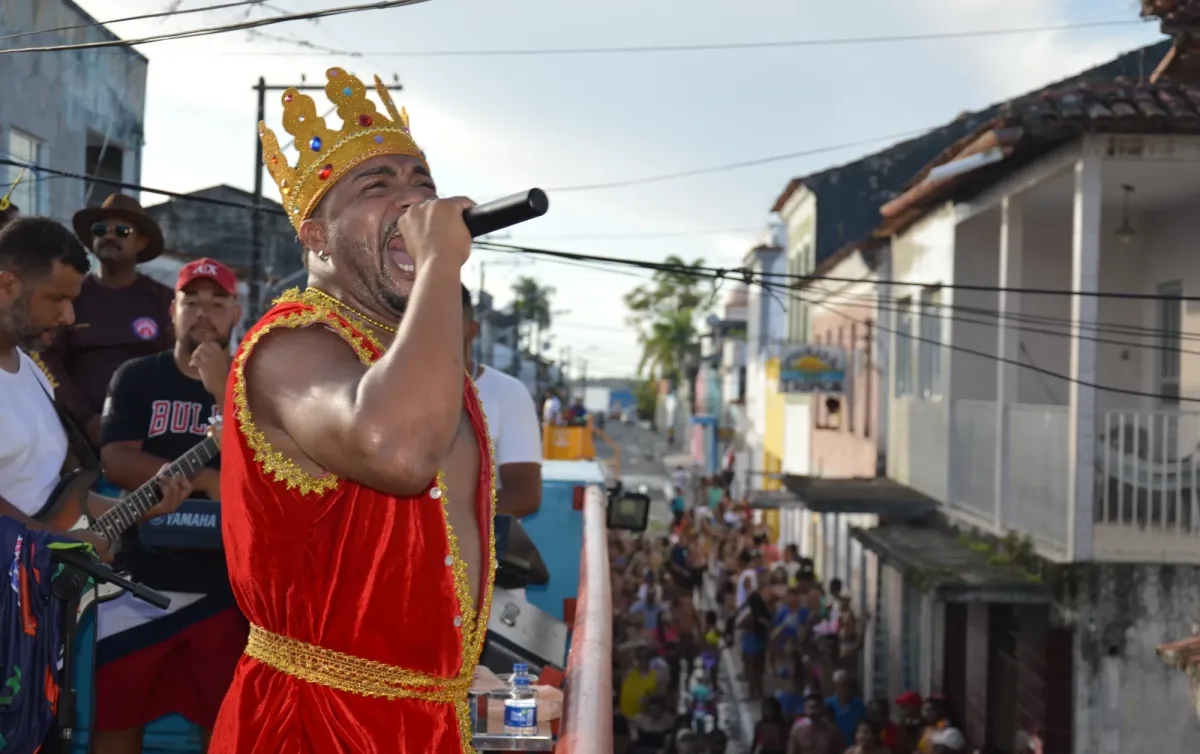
475;241;1200;303
762;277;1199;404
483;246;1197;403
792;285;1200;343
18;159;1195;309
545;127;931;192
215;18;1146;58
803;284;1200;356
0;0;267;42
511;226;761;241
0;0;428;55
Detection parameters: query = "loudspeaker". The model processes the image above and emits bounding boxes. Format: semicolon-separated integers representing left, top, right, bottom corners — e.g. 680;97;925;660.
481;588;568;678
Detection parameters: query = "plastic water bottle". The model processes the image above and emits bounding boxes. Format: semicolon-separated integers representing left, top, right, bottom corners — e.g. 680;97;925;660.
504;664;538;736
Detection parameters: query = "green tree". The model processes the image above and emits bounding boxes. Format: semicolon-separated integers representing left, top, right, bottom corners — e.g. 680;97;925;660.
508;277;556;377
634;379;659;424
624;255;708;381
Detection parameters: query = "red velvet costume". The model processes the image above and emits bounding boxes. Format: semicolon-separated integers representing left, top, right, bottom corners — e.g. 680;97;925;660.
209;289;496;753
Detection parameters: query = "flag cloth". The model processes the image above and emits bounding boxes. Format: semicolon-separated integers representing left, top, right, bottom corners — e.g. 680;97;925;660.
0;517;94;753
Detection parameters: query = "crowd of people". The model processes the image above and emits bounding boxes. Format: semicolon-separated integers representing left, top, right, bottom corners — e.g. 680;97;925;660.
607;468;976;754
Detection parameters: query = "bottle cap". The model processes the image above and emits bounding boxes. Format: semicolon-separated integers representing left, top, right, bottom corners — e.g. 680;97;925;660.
513;663;528;673
513;675;531;686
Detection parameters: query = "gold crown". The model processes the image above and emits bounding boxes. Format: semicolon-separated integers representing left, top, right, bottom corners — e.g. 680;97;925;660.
260;67;428;231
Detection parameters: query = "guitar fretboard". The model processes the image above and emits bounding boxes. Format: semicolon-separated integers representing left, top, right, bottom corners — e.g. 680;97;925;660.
91;436;219;543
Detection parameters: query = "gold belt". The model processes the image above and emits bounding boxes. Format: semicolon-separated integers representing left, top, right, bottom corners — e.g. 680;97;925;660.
244;624;472;702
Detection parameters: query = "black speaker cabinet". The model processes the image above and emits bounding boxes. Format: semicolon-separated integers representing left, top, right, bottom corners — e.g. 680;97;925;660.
481;588;569;678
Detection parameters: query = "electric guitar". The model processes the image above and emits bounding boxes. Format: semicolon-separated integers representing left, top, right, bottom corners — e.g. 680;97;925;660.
36;418;223;557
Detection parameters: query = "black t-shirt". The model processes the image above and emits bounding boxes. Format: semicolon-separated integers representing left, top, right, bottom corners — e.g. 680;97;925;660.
100;350;228;594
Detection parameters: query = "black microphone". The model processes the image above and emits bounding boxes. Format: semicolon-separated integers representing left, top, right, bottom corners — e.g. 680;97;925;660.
463;189;549;238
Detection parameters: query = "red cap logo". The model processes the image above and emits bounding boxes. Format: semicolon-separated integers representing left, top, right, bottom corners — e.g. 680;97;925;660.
177;257;237;296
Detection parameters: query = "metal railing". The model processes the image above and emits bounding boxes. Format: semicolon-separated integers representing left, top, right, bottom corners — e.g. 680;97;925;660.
1095;409;1200;561
554;485;613;754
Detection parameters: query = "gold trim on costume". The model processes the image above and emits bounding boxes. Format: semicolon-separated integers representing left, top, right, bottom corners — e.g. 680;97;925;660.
231;291;377;495
235;288;499;753
245;624;472;701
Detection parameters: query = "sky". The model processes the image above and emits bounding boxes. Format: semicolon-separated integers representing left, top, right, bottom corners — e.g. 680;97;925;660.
73;0;1164;377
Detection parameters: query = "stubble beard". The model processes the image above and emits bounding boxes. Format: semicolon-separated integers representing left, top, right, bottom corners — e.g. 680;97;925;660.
0;291;57;352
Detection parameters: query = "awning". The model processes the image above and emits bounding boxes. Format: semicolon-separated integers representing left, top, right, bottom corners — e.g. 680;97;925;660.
852;525;1051;605
750;475;937;524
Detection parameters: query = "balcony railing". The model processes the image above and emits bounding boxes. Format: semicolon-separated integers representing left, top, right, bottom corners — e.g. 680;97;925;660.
1095;409;1200;562
944;400;1200;563
946;401;1070;556
554;485;613;754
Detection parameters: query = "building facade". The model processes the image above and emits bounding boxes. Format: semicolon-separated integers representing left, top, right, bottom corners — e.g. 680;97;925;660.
0;0;147;222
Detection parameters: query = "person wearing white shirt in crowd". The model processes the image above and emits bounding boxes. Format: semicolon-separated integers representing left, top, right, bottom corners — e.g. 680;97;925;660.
542;390;562;426
462;284;542;519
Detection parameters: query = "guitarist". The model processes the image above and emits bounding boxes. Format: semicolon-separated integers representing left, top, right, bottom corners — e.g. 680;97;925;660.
0;216;192;559
94;258;248;754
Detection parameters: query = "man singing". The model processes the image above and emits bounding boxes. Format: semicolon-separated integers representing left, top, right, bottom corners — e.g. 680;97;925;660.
210;69;495;753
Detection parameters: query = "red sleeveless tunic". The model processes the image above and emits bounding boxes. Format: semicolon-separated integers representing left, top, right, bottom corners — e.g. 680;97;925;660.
209;290;496;753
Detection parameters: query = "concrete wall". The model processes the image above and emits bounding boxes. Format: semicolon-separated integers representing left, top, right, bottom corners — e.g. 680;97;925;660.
1070;564;1200;754
0;0;147;223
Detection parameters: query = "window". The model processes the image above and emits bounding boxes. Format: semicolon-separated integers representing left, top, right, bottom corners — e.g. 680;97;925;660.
1158;280;1182;406
896;297;913;396
918;286;943;397
7;129;41;215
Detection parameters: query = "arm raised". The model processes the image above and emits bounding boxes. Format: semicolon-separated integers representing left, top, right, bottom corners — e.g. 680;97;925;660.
244;260;466;496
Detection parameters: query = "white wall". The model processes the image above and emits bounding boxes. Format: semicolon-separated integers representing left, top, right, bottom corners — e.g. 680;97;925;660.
887;205;956;501
783;402;811;474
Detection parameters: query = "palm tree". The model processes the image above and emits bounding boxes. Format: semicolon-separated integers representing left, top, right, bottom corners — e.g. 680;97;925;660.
637;308;699;382
625;256;708;383
509;277;556;378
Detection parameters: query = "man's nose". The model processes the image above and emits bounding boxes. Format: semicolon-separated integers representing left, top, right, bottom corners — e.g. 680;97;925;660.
61;302;76;327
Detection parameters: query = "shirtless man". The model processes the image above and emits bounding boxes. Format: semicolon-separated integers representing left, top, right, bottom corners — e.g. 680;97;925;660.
209;68;494;753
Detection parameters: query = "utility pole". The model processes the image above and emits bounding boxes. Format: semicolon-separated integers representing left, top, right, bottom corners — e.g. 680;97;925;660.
251;77;266;321
580;358;588;400
250;77;399;319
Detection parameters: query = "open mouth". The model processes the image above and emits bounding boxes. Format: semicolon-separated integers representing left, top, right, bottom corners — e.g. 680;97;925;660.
386;231;415;278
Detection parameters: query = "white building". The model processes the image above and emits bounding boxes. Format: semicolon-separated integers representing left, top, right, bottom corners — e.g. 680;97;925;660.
875;82;1200;752
741;241;787;502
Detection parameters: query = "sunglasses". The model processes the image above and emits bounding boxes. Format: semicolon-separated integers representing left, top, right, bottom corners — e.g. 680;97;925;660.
91;222;134;239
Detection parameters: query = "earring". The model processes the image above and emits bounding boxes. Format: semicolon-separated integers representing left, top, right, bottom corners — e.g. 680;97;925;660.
316;249;330;262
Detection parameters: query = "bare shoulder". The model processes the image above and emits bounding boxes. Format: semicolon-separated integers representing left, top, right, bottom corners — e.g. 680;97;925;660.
241;324;366;414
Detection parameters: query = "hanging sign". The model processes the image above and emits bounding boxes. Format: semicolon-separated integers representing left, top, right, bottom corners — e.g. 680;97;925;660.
778;344;846;394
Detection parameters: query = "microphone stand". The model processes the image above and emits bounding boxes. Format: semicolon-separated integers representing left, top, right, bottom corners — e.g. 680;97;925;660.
49;549;171;747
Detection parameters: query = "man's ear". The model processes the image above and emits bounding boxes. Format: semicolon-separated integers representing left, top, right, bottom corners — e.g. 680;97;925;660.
467;318;479;342
298;217;328;257
0;270;21;306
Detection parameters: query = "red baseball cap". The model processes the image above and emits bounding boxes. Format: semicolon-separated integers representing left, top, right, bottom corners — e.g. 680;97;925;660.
176;257;237;296
895;690;922;708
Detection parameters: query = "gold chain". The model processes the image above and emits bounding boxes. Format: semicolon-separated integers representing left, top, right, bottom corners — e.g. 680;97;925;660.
305;287;398;334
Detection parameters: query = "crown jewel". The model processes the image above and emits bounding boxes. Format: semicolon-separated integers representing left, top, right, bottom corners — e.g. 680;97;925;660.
260;67;428;231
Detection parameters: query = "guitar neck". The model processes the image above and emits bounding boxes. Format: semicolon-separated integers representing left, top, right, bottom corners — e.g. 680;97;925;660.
91;436;219;542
